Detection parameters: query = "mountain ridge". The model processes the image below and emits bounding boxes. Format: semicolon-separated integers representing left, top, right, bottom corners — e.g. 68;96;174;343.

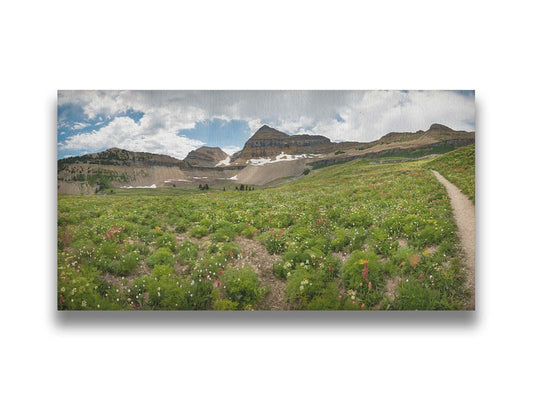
57;123;475;193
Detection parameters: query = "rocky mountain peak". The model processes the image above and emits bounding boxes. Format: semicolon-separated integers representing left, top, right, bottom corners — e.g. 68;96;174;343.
251;125;289;139
429;123;453;131
183;146;228;167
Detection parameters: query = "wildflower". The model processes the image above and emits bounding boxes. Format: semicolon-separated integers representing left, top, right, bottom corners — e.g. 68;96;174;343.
338;295;342;299
368;281;372;290
361;304;366;309
419;274;423;280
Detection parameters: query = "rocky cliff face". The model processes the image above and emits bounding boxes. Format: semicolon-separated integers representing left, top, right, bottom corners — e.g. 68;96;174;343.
183;146;228;167
239;125;345;160
58;147;185;170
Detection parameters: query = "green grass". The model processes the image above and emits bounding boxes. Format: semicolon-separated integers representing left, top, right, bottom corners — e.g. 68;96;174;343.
426;145;475;203
58;154;471;310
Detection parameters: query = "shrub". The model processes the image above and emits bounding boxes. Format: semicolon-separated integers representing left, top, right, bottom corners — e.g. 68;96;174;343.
146;265;188;309
176;241;198;265
222;267;265;309
211;223;236;242
305;282;341;310
342;210;373;229
146;248;174;268
331;228;350;252
274;259;296;280
113;251;139;275
240;224;258;238
58;265;125;310
190;225;209;238
156;233;176;252
213;299;239;310
394;279;444;310
265;232;286;254
173;218;188;233
187;277;214;309
285;268;324;306
341;250;389;308
342;250;385;290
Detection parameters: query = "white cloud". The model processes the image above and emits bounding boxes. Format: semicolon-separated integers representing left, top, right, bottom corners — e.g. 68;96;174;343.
221;146;242;156
59;115;205;159
72;122;90;130
247;119;263;137
58;90;475;157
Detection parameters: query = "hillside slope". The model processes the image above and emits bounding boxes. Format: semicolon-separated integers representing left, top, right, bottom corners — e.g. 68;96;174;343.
58;155;471;310
426;144;475;202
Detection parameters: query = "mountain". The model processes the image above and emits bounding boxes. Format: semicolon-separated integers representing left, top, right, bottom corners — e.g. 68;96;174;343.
237;125;357;162
58;147;184;170
183;146;228;167
57;123;474;193
305;123;475;168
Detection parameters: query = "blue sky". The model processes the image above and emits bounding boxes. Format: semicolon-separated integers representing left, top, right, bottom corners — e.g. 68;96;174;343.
57;90;475;160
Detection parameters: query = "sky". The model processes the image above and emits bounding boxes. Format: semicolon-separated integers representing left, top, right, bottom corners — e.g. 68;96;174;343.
57;90;475;160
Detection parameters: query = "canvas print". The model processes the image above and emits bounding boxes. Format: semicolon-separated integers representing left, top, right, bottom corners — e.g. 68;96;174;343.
57;90;475;311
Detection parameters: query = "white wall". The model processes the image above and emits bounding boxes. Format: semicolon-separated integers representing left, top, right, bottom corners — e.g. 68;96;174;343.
1;1;532;399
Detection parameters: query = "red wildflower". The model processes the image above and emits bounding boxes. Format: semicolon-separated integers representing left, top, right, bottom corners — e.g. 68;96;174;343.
362;262;369;281
419;274;423;280
219;268;223;275
217;281;220;287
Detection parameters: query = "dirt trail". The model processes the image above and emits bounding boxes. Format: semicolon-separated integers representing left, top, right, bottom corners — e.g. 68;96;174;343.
432;170;475;310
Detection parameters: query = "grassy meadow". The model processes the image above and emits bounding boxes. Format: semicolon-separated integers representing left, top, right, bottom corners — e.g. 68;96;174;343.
427;145;475;203
58;149;475;310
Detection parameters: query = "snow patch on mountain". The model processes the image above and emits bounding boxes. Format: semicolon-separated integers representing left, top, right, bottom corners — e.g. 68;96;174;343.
246;152;322;166
216;156;231;166
121;184;157;189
